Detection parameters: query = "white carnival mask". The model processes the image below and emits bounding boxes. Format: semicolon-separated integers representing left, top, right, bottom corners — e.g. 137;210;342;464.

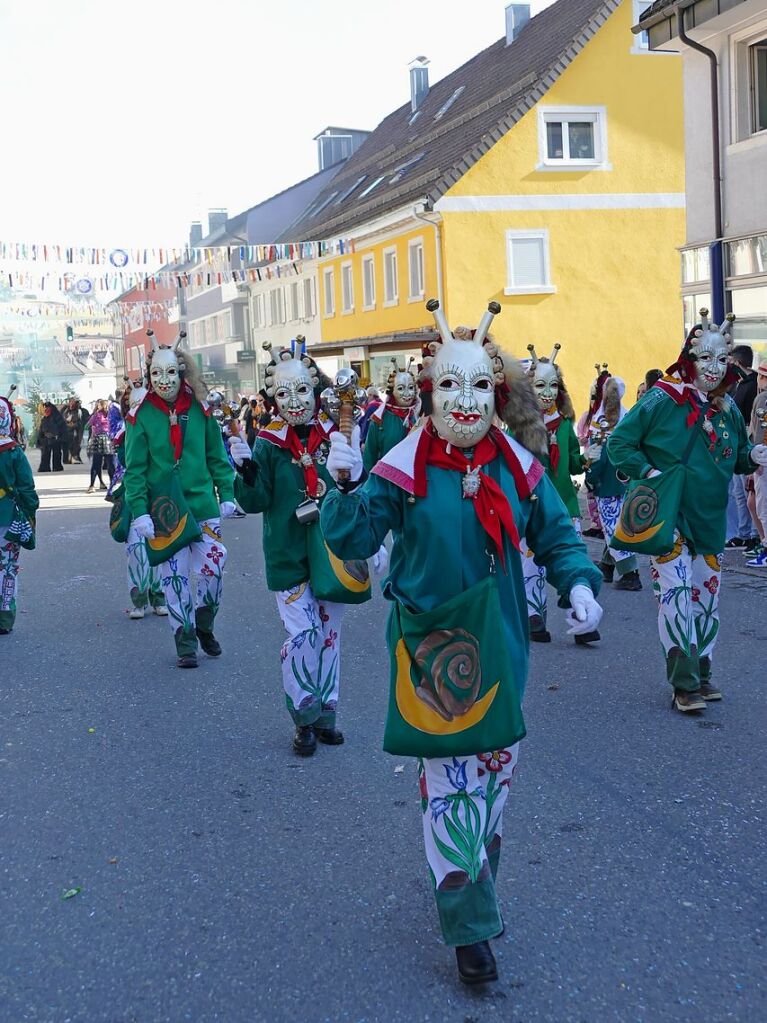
148;330;185;404
528;344;562;413
264;340;319;428
0;398;11;437
688;310;735;394
391;369;417;408
424;299;504;449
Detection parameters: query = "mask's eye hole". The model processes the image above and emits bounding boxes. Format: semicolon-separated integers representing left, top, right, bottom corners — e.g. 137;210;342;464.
474;379;493;391
438;376;460;391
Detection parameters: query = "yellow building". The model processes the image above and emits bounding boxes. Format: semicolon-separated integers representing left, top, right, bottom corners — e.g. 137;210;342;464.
281;0;685;409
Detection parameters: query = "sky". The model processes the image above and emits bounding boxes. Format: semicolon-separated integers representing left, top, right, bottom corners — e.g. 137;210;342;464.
0;0;557;248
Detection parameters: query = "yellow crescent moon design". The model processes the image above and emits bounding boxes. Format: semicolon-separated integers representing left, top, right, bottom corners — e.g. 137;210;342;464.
148;513;189;552
324;543;370;593
613;519;665;546
394;639;499;735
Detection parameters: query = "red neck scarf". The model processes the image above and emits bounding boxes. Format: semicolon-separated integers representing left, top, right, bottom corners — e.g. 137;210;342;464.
285;423;328;499
423;423;521;570
147;382;193;461
545;414;562;472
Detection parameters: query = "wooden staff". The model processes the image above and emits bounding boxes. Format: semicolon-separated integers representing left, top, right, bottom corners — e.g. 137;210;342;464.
333;367;361;482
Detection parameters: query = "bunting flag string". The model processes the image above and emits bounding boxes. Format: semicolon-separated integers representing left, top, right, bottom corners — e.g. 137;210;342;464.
0;237;354;267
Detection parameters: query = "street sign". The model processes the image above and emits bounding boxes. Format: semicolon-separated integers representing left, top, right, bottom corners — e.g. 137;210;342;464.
237;349;257;362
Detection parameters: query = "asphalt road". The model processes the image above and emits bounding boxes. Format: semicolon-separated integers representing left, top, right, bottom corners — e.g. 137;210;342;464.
1;466;765;1023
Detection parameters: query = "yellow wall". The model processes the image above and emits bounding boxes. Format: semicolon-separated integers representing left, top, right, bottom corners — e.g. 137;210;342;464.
318;226;438;343
441;0;686;411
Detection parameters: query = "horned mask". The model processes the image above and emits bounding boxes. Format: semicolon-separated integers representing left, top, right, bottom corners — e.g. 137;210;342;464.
263;337;319;428
687;310;735;394
147;330;186;404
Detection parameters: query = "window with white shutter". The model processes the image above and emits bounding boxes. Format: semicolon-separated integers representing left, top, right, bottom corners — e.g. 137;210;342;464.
341;262;354;313
362;255;376;310
303;277;316;319
252;293;264;329
408;239;424;301
505;230;555;295
289;281;301;321
383;247;398;306
323;268;335;317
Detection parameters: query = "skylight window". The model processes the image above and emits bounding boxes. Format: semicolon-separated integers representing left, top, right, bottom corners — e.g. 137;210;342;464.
408;109;422;126
310;191;339;218
334;176;367;205
388;152;426;184
359;175;385;199
434;85;466;121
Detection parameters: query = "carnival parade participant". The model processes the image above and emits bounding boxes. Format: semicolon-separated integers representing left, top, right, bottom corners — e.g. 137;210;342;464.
607;311;767;712
362;358;419;470
0;393;39;633
320;299;602;986
110;381;167;620
521;344;596;644
746;360;767;566
583;369;642;591
228;339;373;757
123;331;236;668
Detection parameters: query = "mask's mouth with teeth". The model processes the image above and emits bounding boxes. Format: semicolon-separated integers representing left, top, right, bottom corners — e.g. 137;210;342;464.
448;411;481;424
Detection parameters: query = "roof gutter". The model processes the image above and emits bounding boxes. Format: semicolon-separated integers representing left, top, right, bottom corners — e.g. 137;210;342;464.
633;0;695;34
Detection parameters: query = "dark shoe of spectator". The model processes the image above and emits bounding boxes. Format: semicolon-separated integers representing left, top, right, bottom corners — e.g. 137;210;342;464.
614;570;642;591
724;537;747;549
743;537;763;556
672;689;705;712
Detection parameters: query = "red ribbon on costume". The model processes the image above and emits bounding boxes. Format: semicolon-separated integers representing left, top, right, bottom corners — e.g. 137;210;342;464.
285;424;327;499
147;382;193;461
424;423;520;569
545;415;562;472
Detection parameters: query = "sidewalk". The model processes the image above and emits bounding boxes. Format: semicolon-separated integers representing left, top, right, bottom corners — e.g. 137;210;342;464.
33;460;113;513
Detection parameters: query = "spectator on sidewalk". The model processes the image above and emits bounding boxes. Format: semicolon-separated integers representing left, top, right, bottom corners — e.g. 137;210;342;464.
747;360;767;567
61;397;89;464
725;345;759;548
37;402;66;472
85;399;115;493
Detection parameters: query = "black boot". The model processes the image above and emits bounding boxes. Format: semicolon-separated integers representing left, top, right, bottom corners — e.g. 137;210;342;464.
175;626;198;668
292;726;317;757
196;628;222;657
614;570;642;591
574;630;601;646
313;726;344;745
597;560;614;584
455;941;498;985
529;614;551;643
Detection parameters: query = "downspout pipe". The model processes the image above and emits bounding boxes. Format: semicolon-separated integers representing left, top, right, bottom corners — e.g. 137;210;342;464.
676;7;725;323
413;203;444;312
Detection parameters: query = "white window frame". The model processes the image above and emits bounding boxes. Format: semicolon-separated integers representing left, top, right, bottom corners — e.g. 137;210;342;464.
252;292;265;330
536;106;610;171
340;261;354;315
407;237;425;302
269;287;286;326
383;247;398;307
631;1;651;54
504;229;556;296
323;267;335;318
288;280;301;322
303;276;316;319
750;38;767;135
729;20;767;147
362;254;376;311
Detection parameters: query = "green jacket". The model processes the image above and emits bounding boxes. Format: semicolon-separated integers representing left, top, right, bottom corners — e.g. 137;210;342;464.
321;432;600;704
543;416;583;517
124;398;234;522
234;425;336;592
0;445;39;528
363;405;415;472
607;384;753;554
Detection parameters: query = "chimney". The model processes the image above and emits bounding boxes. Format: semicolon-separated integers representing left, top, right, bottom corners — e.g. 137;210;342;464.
189;222;203;247
505;3;530;45
207;208;228;234
409;57;430;114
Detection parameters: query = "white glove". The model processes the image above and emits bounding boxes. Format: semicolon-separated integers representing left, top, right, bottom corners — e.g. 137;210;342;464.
228;436;253;467
644;468;661;479
372;544;389;575
219;501;237;519
750;444;767;467
566;585;604;636
327;426;363;483
133;514;155;540
584;444;603;463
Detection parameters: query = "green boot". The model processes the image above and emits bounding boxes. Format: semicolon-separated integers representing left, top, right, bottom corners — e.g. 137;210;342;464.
174;626;198;668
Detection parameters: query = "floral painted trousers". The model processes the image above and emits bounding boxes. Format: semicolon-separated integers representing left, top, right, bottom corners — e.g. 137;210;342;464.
275;582;343;729
419;745;520;946
126;525;166;610
649;536;721;693
0;541;21;632
522;518;581;625
160;519;226;656
595;496;638;577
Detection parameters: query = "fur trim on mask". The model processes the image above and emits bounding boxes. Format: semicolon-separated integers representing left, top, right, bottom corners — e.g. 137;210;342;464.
526;357;575;421
145;345;207;402
601;377;622;430
500;356;549;460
